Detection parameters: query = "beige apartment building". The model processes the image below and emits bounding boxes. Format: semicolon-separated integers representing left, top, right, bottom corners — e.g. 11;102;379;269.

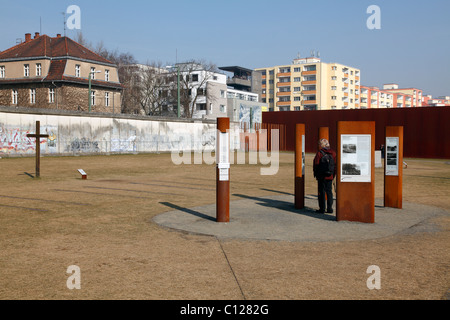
256;57;361;111
0;33;122;113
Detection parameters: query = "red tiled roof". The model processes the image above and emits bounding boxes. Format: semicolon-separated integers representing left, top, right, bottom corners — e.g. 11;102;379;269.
0;34;122;89
0;34;113;65
45;60;67;80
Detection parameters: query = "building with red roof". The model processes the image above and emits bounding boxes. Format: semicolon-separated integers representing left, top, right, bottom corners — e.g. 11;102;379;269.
0;33;122;113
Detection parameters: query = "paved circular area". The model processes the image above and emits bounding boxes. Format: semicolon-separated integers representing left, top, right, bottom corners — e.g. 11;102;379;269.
153;195;450;242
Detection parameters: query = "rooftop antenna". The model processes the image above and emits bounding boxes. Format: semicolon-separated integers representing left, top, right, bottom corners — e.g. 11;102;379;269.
62;11;66;36
317;51;320;58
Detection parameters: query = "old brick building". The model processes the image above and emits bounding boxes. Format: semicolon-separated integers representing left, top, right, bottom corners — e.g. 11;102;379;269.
0;33;122;113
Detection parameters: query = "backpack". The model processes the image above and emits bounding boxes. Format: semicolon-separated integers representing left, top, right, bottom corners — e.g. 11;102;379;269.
318;150;335;177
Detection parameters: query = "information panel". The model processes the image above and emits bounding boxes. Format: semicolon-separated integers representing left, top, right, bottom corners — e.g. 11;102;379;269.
302;135;305;176
217;132;230;181
340;134;371;183
385;137;399;176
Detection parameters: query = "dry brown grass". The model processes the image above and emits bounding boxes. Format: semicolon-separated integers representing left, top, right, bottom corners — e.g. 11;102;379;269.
0;152;448;300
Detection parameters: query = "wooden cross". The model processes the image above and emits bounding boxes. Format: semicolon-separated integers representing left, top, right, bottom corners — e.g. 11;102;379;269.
27;121;49;178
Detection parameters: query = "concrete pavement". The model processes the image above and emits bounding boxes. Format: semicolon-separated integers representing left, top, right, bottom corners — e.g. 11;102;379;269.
154;194;449;242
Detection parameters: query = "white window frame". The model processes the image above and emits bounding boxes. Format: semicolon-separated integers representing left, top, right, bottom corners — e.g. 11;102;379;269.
0;66;5;78
49;88;55;103
12;89;18;104
105;92;110;107
91;90;96;106
90;67;96;79
36;63;42;76
75;65;81;77
30;88;36;104
105;70;109;82
24;64;30;77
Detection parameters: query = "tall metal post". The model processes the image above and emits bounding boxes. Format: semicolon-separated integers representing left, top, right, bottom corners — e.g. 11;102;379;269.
295;124;305;209
216;118;230;222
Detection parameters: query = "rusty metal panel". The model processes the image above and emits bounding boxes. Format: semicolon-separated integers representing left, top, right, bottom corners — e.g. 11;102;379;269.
336;121;376;223
384;126;403;209
262;107;450;159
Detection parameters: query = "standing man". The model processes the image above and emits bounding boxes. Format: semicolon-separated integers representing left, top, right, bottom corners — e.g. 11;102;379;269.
313;139;337;214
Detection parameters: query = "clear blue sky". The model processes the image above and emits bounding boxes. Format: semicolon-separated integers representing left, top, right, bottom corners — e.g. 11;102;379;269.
1;0;449;97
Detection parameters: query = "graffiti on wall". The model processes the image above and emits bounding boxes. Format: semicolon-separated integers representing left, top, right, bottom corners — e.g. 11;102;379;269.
1;113;237;157
66;138;100;153
0;127;35;153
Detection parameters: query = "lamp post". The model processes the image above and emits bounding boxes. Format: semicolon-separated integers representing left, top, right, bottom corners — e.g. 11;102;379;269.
88;70;101;112
166;65;181;118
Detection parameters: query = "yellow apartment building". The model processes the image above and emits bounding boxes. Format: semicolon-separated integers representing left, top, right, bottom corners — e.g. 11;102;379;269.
256;57;361;111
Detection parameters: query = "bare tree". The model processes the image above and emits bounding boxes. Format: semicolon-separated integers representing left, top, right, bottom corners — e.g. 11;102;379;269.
125;62;171;116
167;60;219;118
74;31;91;48
73;32;139;114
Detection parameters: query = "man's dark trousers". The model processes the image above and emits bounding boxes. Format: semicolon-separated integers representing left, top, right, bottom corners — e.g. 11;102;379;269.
317;178;333;213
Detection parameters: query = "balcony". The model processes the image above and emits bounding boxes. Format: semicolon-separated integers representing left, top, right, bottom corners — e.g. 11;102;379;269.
277;91;291;97
302;80;316;85
302;70;317;76
277;101;291;106
302;100;316;105
277;82;291;87
227;77;251;89
302;90;316;95
277;72;291;78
